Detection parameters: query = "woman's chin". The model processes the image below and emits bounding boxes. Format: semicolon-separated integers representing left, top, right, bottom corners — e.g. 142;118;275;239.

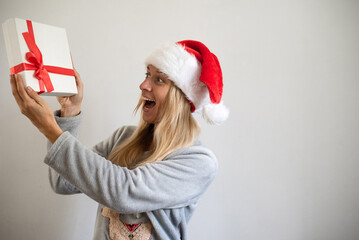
142;115;155;124
142;107;158;124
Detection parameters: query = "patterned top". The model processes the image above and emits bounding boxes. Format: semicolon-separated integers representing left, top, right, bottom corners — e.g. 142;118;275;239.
102;207;152;240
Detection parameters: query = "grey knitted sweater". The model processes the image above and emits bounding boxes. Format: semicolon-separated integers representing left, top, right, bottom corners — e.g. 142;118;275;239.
44;111;218;240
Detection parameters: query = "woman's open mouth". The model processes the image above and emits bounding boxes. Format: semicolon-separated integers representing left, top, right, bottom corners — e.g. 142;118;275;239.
143;97;156;109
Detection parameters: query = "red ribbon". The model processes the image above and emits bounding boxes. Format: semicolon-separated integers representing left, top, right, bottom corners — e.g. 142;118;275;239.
10;20;75;94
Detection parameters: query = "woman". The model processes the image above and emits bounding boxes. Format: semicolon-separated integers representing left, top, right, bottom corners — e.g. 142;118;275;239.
10;40;229;240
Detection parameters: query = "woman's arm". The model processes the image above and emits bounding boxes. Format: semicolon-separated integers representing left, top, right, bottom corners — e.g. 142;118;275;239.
47;111;83;195
46;69;84;194
48;168;82;194
10;67;84;194
44;133;218;214
48;125;135;195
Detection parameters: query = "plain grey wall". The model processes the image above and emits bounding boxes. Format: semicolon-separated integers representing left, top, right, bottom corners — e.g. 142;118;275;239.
1;0;359;239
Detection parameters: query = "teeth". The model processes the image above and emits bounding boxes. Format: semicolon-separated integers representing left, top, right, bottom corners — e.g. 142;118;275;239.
143;97;155;102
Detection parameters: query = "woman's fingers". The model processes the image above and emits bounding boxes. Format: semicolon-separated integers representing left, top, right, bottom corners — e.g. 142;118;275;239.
74;69;83;90
71;54;83;89
10;74;24;105
72;69;83;104
70;56;84;97
15;74;32;103
25;86;44;105
10;74;46;116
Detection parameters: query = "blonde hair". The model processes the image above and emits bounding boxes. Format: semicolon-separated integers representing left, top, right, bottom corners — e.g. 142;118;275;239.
108;83;200;168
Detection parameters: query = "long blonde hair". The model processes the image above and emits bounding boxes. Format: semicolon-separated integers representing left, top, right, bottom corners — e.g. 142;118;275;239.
108;83;200;168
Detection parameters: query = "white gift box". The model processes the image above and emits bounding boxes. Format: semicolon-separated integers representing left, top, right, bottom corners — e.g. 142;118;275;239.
2;18;77;96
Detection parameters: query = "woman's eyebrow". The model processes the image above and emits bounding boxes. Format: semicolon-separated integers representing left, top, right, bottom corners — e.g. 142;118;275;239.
158;71;169;79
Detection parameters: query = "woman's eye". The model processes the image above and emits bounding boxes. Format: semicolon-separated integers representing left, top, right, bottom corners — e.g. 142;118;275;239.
157;78;164;83
145;72;150;78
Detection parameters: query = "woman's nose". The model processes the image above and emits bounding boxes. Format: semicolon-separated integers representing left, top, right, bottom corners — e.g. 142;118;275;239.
139;78;151;91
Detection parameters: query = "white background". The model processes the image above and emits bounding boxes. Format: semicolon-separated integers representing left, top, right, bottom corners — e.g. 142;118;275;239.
1;0;359;239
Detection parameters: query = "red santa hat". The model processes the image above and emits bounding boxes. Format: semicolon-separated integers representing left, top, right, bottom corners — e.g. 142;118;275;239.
145;40;229;125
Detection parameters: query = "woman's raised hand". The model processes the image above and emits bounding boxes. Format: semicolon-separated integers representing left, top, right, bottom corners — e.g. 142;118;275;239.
57;69;84;117
10;74;63;143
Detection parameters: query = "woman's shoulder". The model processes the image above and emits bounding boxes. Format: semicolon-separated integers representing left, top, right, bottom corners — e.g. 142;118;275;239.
174;140;215;156
117;125;137;135
92;126;137;157
166;141;218;168
111;125;137;140
101;125;137;149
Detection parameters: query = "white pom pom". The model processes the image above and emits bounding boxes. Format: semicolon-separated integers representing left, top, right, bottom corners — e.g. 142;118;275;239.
202;101;229;125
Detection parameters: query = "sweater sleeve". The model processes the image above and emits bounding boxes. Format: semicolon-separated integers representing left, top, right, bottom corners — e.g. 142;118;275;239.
44;132;218;214
47;110;82;194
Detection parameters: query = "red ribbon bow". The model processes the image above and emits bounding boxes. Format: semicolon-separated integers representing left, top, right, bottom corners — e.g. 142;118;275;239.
10;20;75;94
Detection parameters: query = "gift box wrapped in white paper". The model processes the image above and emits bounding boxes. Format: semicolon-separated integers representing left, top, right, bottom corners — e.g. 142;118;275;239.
2;18;77;96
